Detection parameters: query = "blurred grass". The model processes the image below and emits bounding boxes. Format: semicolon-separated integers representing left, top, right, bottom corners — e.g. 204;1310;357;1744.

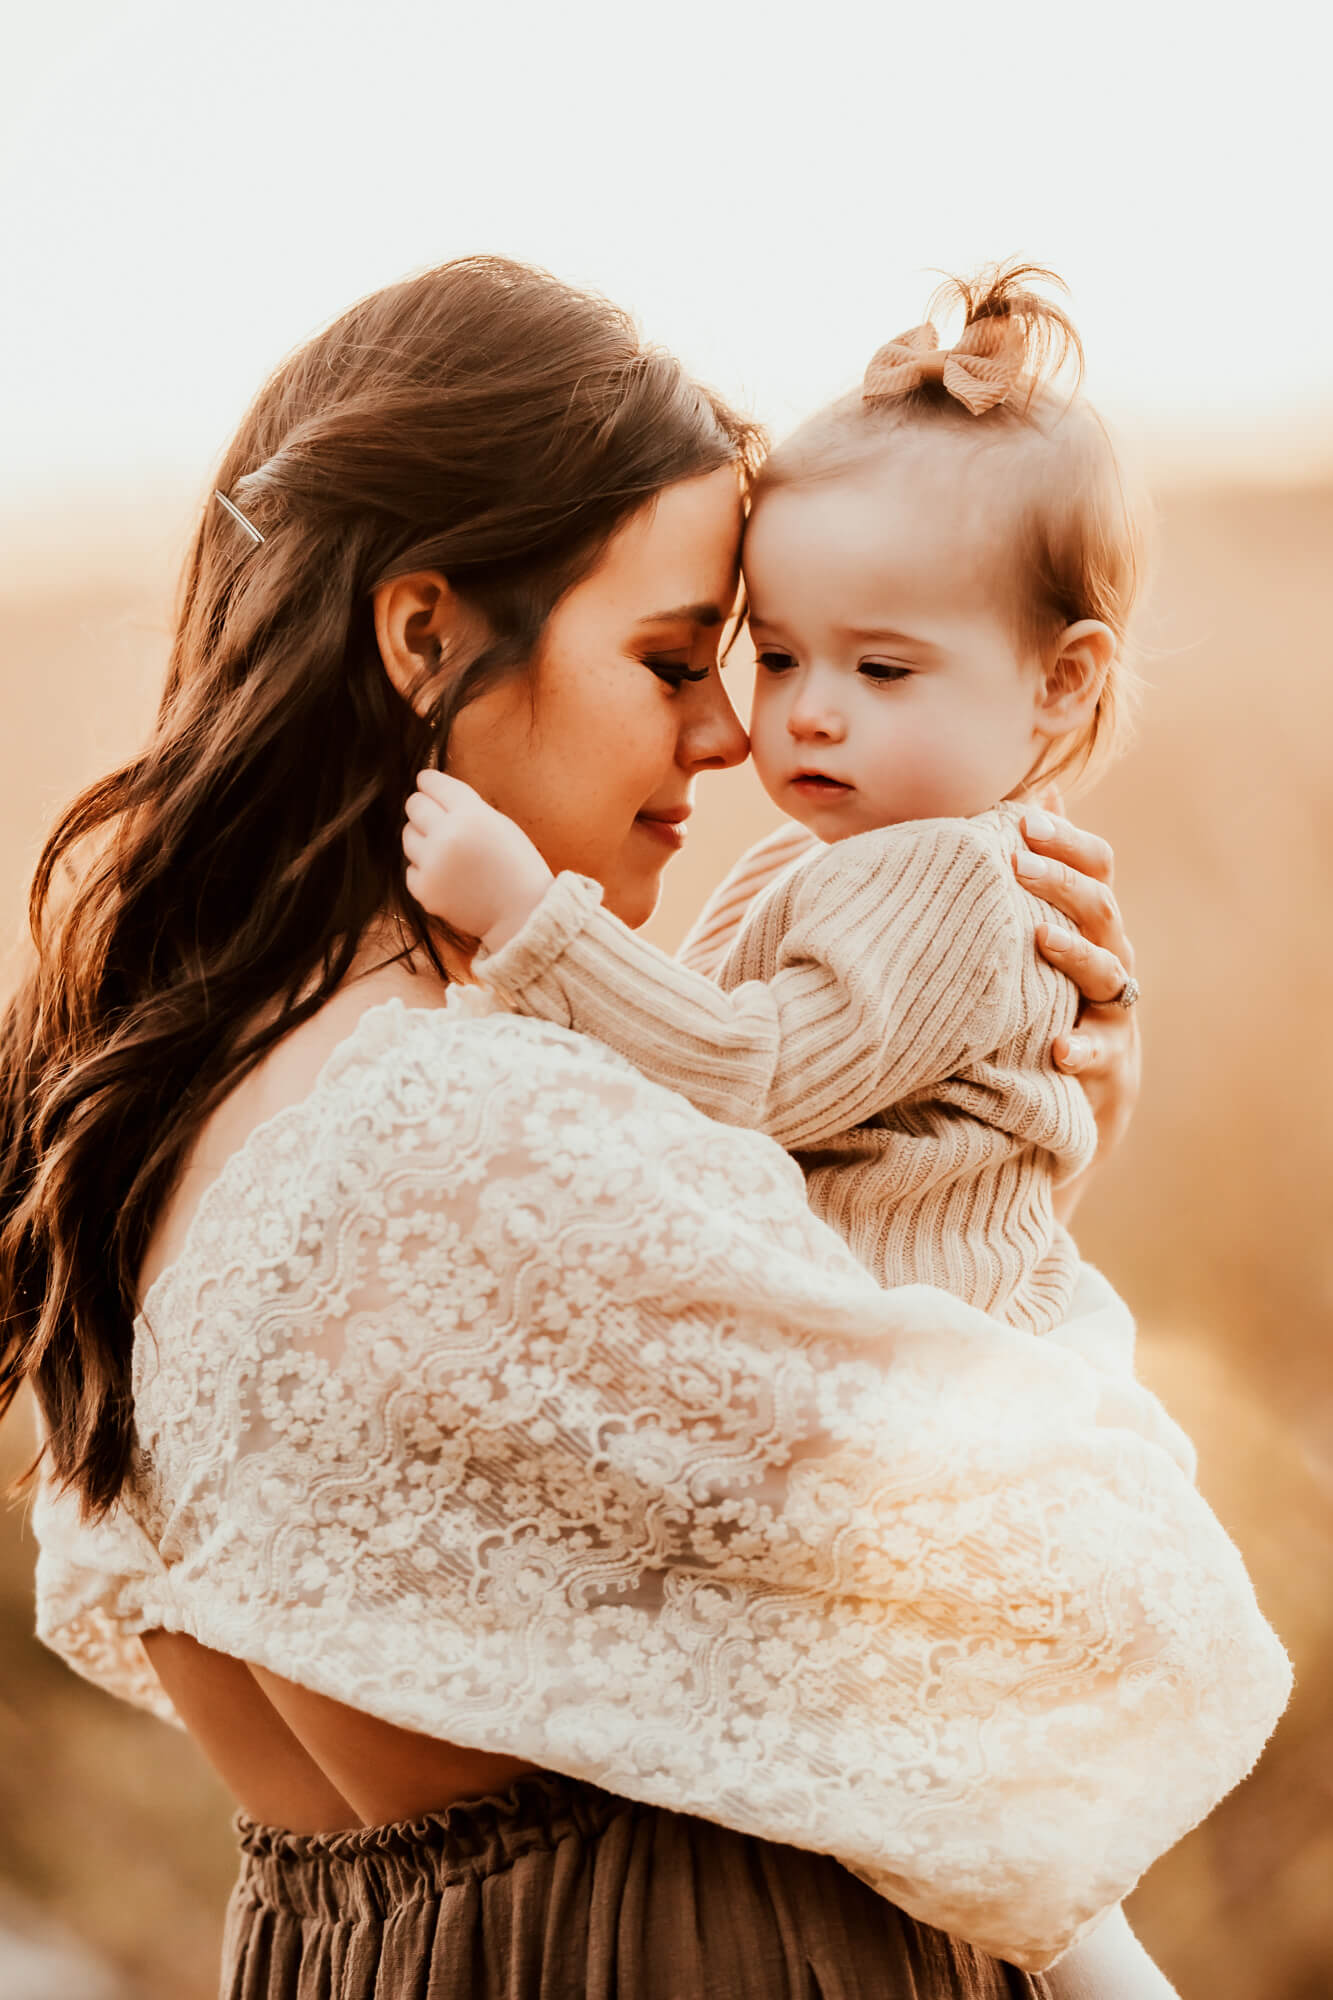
1;481;1330;1996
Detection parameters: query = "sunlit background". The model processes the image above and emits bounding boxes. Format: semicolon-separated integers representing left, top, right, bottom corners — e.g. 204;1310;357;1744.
2;2;1330;1994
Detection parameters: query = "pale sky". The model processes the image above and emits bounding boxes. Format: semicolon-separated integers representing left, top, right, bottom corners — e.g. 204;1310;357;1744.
2;0;1329;508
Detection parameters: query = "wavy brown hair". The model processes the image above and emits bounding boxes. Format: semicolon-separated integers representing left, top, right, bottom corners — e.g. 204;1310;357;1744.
0;255;764;1518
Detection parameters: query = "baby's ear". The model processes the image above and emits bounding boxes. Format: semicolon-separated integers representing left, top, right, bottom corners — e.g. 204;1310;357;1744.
1034;621;1115;739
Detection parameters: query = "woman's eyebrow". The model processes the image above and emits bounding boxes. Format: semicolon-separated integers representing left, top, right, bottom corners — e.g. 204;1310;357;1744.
634;601;726;628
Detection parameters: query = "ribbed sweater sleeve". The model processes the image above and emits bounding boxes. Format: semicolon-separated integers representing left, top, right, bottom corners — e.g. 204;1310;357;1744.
478;820;1023;1150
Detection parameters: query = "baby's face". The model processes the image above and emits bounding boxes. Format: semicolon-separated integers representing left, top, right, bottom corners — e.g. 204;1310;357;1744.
744;454;1048;840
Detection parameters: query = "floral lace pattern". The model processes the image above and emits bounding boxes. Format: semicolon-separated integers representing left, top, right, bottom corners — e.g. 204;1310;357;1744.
33;1002;1290;1970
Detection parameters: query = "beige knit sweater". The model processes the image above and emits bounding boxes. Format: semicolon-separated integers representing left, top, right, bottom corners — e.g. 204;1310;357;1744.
481;802;1097;1334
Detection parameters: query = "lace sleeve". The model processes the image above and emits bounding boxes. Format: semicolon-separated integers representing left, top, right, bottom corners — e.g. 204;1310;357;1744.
35;1008;1289;1970
31;1484;180;1726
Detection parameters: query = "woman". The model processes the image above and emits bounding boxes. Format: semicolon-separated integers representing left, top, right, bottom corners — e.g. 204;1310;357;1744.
3;258;1287;1997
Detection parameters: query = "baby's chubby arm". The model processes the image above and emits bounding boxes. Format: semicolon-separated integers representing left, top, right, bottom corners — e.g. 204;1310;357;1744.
403;774;1023;1151
1044;1906;1180;1998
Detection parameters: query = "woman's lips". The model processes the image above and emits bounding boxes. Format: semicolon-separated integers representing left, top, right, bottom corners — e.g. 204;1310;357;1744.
634;808;691;849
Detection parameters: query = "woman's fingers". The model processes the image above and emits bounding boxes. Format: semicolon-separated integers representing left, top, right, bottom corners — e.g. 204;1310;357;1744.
1020;807;1114;885
1053;1030;1100;1075
1035;923;1133;1006
1053;1002;1142;1168
1018;802;1144;1178
1060;1009;1141;1138
1014;845;1133;970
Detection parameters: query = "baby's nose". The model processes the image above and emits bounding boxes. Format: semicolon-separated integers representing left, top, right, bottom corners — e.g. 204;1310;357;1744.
787;696;845;741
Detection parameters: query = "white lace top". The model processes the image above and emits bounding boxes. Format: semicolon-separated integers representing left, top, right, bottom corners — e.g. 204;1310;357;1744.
31;1000;1290;1971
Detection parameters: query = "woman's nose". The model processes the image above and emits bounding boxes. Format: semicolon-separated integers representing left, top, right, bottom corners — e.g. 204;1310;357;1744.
680;674;750;772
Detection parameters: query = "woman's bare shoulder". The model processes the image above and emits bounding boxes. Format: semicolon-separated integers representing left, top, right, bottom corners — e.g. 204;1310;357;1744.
139;957;450;1303
235;959;452;1130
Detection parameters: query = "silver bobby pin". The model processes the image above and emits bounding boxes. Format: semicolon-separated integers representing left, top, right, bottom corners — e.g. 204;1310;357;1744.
213;488;265;545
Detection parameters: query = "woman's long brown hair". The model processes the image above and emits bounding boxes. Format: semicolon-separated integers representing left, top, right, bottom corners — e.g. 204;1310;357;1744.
0;255;764;1518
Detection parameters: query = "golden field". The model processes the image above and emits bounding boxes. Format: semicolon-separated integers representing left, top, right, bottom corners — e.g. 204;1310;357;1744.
0;481;1330;1997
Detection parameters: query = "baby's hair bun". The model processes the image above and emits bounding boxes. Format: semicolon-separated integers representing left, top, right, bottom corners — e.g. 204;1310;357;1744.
863;261;1083;418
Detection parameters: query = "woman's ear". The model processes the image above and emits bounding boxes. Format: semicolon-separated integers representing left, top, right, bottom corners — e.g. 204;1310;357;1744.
373;571;476;716
1033;620;1116;742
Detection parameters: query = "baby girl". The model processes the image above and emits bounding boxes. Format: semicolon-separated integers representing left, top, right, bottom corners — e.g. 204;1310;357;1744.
401;264;1143;1340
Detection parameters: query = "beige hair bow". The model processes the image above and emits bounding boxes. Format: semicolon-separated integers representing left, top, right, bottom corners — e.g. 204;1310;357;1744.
862;316;1026;416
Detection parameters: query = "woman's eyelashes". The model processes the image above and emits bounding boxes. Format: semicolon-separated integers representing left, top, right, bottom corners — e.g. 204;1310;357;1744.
642;655;712;688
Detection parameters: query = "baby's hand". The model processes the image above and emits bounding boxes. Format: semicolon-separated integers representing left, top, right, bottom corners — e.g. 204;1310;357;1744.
403;771;554;952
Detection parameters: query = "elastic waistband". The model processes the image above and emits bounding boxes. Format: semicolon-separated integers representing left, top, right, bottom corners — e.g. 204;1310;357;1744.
234;1772;629;1921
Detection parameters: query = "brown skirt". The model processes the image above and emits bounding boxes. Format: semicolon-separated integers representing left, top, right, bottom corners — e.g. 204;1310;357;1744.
221;1772;1050;2000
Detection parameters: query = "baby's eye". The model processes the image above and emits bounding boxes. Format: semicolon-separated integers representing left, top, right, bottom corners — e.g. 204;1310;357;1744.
859;662;913;683
756;650;796;674
644;655;711;688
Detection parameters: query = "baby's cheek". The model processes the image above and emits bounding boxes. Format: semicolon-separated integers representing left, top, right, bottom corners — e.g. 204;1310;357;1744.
745;698;783;775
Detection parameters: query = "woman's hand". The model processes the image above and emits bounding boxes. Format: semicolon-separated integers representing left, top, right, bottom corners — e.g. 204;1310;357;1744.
404;771;554;953
1013;805;1140;1217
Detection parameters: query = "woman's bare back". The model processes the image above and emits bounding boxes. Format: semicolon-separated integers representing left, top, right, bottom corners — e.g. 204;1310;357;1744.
141;1631;539;1831
138;951;541;1833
